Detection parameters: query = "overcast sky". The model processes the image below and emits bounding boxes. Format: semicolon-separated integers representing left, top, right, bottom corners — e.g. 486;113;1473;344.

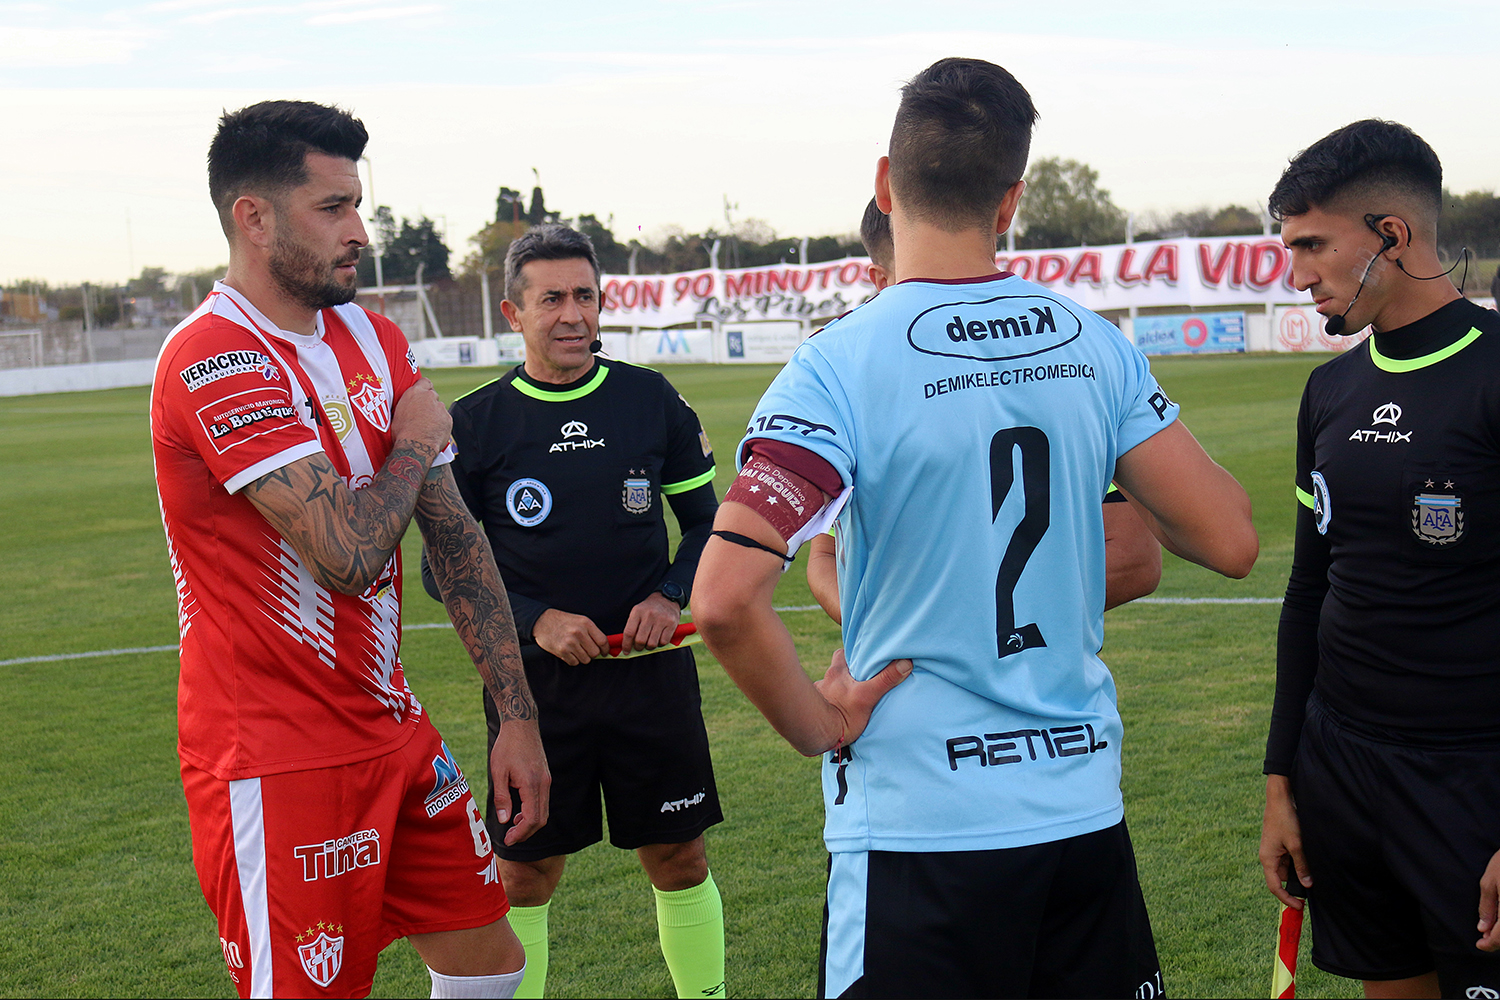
3;0;1497;285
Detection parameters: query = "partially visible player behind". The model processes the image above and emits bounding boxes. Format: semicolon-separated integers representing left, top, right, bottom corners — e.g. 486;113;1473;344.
696;57;1256;998
1258;119;1500;1000
806;198;1161;625
151;100;547;999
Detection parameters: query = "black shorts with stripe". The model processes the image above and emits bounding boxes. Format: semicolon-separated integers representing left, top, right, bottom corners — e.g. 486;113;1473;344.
485;644;722;861
819;820;1162;999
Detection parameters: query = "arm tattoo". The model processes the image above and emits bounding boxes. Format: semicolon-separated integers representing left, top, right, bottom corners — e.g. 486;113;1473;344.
417;468;538;724
244;441;439;595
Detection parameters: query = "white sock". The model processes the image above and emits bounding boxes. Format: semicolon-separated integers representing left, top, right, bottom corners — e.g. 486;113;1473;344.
428;964;526;999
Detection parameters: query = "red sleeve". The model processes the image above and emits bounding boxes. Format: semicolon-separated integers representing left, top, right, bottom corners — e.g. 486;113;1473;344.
747;439;844;498
157;318;320;493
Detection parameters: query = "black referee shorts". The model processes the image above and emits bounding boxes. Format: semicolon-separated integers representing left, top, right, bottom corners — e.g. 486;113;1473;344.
485;644;722;862
1294;692;1500;994
819;821;1162;999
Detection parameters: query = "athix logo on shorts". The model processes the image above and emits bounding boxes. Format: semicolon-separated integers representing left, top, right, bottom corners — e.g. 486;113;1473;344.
660;790;707;813
292;828;381;881
425;741;470;817
1350;401;1411;443
907;295;1083;362
178;350;279;391
506;478;552;527
346;373;390;432
295;923;345;988
549;419;605;452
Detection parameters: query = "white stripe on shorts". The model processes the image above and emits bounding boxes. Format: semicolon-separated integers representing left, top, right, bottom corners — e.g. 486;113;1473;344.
229;777;274;998
824;851;869;998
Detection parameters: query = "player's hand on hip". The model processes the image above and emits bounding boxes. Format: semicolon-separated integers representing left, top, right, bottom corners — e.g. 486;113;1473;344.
1476;848;1500;950
812;649;913;752
533;609;610;665
621;592;682;654
489;719;550;846
391;376;452;452
1260;774;1312;908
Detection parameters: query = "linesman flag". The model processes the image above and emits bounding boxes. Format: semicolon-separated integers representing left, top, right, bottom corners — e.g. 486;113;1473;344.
1273;877;1311;998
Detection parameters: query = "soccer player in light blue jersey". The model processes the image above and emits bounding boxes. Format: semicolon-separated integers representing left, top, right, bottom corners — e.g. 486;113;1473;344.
695;57;1258;999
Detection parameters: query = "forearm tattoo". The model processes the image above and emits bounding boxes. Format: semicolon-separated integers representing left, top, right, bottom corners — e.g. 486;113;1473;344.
246;442;437;595
417;470;538;724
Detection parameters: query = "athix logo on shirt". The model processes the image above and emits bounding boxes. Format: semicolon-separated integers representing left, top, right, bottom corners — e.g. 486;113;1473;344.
425;742;470;817
346;373;390;432
1350;401;1411;443
549;420;605;452
907;295;1083;362
292;829;381;881
178;350;279;391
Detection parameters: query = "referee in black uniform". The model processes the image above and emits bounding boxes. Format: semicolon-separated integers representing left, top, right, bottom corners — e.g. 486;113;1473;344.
422;224;725;999
1258;120;1500;1000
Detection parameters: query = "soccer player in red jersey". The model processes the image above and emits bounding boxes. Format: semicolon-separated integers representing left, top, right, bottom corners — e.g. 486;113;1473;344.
150;100;547;998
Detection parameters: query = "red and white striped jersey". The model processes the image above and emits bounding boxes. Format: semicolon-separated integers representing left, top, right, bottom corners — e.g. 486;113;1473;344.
151;282;454;780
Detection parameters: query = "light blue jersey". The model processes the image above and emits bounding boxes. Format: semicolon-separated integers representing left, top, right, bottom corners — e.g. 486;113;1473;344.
740;272;1179;853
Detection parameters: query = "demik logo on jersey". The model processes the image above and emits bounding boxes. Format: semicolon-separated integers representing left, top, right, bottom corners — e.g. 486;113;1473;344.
550;420;605;452
347;373;390;431
907;294;1083;362
622;470;652;515
1350;401;1411;443
1412;479;1464;546
1310;471;1332;535
296;925;345;988
507;478;552;527
425;741;471;817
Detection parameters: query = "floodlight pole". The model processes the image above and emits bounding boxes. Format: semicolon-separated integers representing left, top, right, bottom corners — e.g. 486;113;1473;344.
362;156;386;314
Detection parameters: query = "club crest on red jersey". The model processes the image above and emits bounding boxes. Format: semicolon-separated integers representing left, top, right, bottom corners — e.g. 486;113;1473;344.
296;925;344;987
347;373;390;432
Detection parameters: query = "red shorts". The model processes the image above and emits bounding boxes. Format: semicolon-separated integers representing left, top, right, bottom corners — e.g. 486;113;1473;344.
182;714;509;998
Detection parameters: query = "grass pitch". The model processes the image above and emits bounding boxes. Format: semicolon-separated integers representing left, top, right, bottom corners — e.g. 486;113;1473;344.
0;353;1359;998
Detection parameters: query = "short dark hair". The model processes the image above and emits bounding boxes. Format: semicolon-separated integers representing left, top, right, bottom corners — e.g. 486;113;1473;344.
208;101;368;236
1268;119;1442;221
860;197;893;269
504;223;601;307
888;57;1037;232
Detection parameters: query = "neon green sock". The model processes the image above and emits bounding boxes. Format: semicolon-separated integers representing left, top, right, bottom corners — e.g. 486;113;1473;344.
654;872;726;999
506;902;550;999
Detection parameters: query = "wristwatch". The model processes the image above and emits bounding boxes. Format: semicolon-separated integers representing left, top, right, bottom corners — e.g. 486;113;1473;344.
657;580;687;609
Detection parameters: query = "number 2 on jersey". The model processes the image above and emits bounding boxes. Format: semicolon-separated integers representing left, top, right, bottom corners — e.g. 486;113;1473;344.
989;427;1050;658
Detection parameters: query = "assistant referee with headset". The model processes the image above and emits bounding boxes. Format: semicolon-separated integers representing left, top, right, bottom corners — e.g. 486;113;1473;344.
423;224;725;999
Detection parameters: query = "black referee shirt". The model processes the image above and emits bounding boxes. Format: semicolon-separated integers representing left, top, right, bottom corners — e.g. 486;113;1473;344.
431;357;719;640
1266;299;1500;772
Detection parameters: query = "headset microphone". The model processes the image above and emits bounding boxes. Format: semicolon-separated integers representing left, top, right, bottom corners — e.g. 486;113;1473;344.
590;338;602;353
1325;222;1398;336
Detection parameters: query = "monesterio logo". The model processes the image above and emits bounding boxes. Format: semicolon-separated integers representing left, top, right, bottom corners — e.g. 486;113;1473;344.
907;295;1083;362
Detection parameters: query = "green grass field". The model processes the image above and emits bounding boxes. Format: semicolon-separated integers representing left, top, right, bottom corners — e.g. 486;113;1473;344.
0;354;1361;998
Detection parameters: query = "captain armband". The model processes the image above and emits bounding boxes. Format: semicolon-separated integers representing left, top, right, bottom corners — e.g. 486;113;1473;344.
723;455;851;572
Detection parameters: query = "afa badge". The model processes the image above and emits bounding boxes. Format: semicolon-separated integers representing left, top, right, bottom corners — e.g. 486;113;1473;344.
507;478;552;527
622;470;652;515
1412;481;1464;546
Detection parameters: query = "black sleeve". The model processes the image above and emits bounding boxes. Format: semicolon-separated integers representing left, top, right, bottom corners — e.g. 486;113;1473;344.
659;380;717;496
1264;384;1330;776
662;481;719;606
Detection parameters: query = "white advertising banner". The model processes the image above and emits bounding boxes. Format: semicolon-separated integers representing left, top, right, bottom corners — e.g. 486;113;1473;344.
599;236;1313;329
719;320;806;363
1271;305;1371;353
